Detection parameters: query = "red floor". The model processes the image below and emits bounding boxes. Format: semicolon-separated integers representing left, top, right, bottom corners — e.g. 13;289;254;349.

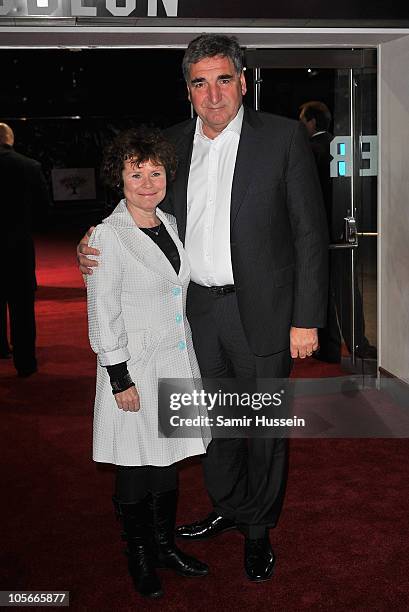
1;234;408;610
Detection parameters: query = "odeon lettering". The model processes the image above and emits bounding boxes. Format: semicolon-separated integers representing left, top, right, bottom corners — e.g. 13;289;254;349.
0;0;179;17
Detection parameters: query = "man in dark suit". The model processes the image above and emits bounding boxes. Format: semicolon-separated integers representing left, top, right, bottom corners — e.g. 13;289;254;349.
0;123;49;376
299;101;333;226
299;101;376;362
299;101;342;363
78;35;328;582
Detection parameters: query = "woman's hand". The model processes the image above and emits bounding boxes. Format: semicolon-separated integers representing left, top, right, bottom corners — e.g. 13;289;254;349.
114;386;140;412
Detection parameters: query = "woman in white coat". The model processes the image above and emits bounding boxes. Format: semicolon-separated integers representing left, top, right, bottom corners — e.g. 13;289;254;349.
87;127;210;599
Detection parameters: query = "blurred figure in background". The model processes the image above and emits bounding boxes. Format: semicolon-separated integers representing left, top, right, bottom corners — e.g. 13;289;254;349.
299;101;377;361
299;101;333;226
299;101;341;363
0;123;50;376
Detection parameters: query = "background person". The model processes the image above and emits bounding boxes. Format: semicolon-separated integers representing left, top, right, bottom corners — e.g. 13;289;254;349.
299;101;376;361
299;101;333;226
299;101;341;363
0;122;49;377
87;127;210;600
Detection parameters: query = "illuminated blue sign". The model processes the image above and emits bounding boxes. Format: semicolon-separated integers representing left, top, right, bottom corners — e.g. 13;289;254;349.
330;135;378;177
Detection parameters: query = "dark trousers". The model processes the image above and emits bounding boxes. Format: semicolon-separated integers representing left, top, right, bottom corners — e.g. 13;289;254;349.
1;238;37;373
0;291;37;373
0;298;11;354
318;253;342;362
7;288;37;373
115;464;178;504
332;250;370;356
187;282;292;538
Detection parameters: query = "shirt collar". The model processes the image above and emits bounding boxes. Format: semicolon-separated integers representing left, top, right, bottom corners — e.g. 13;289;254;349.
195;104;244;141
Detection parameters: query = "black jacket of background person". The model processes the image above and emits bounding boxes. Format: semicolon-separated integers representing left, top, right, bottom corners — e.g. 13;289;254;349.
0;144;49;284
309;131;334;231
162;106;329;357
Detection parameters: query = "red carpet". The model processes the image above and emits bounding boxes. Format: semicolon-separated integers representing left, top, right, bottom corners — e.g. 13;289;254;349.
1;233;409;610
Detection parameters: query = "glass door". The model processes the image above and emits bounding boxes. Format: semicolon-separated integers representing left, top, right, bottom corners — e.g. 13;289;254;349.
246;49;378;374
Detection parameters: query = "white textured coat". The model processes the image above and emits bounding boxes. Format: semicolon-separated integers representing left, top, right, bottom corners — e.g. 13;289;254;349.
87;199;210;466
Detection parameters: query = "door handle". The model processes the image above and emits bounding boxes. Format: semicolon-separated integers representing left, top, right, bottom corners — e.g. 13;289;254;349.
344;216;358;245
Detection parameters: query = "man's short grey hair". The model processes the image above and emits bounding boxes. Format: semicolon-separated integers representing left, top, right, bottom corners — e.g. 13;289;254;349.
182;34;244;82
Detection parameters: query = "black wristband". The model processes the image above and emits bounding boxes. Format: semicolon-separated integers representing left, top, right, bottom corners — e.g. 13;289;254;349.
106;361;128;382
111;373;135;395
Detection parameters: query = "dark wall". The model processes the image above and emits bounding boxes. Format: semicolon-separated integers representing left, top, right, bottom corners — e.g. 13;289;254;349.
1;49;187;121
1;49;190;224
176;1;409;19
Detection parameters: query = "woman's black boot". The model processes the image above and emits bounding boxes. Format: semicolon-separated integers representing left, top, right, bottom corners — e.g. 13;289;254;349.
151;489;209;577
112;495;163;598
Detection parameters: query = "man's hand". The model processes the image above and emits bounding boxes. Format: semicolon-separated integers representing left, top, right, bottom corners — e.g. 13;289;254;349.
114;386;140;412
77;226;99;275
290;326;319;359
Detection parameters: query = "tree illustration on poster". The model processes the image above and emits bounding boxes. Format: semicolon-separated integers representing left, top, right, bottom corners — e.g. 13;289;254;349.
60;174;86;196
51;168;96;201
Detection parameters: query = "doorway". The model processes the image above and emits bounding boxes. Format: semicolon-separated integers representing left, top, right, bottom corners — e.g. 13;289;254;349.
246;48;378;374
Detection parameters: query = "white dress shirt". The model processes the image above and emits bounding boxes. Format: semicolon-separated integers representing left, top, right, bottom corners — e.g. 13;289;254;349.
185;105;244;286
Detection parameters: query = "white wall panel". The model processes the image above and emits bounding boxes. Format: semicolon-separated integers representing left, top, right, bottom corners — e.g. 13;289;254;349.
379;34;409;382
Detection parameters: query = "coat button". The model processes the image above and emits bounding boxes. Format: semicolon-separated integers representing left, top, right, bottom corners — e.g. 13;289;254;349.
172;287;181;296
175;314;182;323
178;340;186;350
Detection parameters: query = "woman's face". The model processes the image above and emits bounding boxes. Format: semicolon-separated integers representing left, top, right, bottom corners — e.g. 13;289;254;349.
122;158;167;212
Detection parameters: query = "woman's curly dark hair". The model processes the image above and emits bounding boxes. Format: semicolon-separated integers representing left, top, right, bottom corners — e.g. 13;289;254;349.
101;125;178;190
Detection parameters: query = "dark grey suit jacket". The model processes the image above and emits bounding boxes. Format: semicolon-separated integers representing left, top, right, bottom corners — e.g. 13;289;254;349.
0;145;49;287
163;106;328;356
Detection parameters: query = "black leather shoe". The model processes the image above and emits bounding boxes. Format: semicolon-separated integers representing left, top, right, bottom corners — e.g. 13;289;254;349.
157;545;209;577
313;350;341;364
244;536;275;582
17;367;38;378
175;511;236;540
356;344;377;359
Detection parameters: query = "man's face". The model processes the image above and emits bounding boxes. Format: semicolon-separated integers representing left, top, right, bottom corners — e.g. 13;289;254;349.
186;55;247;139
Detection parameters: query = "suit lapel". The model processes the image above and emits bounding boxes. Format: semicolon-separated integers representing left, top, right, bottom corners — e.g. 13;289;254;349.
230;107;264;229
170;121;195;244
104;200;188;285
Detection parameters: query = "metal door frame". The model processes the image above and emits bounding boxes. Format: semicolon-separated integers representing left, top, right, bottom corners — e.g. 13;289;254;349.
248;48;377;365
